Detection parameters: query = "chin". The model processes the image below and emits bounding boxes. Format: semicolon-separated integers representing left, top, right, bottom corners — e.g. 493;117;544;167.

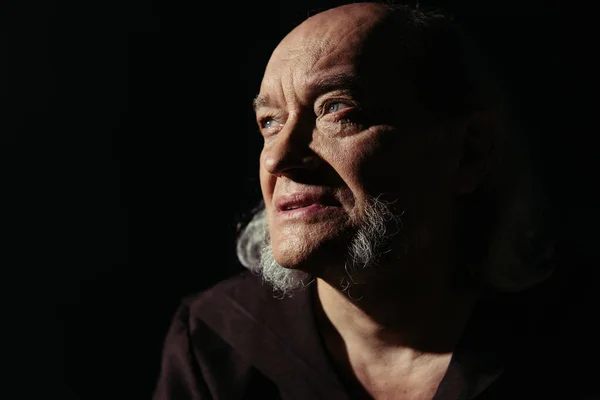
270;230;351;275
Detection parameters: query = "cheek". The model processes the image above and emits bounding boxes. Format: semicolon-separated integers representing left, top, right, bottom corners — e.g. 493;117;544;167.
352;143;416;194
311;137;370;204
352;139;444;215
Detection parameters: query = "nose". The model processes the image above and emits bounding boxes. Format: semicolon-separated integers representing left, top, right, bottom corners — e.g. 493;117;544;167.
261;116;320;177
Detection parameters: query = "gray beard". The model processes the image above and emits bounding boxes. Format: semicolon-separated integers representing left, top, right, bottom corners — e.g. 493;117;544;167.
256;196;406;297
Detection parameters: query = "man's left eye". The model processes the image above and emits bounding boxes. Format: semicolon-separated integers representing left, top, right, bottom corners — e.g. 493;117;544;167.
326;102;350;114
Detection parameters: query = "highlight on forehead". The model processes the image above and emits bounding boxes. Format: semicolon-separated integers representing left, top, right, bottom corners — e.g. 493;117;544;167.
279;2;393;51
303;2;392;26
260;2;393;70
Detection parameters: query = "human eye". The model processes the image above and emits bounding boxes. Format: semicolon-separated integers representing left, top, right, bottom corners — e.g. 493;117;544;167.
257;113;284;136
318;99;362;126
258;116;276;129
323;100;352;115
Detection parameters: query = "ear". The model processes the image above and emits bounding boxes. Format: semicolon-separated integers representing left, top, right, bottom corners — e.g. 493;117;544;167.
452;110;497;195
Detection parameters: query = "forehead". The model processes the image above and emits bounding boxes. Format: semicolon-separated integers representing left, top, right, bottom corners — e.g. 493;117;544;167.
258;4;394;101
260;41;359;96
276;2;390;55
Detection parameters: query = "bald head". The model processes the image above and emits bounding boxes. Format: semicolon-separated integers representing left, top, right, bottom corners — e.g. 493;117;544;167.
258;1;493;124
259;3;415;128
274;2;391;51
263;2;393;101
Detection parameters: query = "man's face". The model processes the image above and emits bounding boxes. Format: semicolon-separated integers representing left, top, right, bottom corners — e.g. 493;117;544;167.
254;4;459;273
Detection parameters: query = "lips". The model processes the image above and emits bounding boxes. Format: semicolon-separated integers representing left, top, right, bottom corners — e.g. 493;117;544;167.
275;193;340;212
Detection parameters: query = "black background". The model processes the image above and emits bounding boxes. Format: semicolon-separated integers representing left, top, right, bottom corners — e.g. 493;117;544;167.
10;0;599;398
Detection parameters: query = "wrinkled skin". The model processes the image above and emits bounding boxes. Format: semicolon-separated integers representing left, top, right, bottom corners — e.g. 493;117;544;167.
255;2;475;280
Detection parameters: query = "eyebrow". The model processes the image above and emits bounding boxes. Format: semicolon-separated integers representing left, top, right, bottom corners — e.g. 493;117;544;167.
252;95;270;112
252;73;360;112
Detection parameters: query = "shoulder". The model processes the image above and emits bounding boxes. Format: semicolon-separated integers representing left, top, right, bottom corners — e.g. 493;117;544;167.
180;270;271;329
187;269;267;304
178;269;318;376
160;270;280;399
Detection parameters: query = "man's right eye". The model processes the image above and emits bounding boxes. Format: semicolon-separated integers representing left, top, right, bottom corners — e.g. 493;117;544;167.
259;118;275;129
258;115;285;133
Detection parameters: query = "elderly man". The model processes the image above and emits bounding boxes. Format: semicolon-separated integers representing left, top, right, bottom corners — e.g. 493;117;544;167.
153;2;570;399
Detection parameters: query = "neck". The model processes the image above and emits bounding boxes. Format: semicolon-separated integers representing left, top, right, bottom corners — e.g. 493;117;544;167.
315;266;481;356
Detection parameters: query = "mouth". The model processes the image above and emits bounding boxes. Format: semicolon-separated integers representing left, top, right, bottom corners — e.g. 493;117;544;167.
281;203;332;211
275;193;341;212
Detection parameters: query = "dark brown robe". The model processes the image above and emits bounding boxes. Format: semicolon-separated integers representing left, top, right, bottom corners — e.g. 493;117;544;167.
153;268;595;399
